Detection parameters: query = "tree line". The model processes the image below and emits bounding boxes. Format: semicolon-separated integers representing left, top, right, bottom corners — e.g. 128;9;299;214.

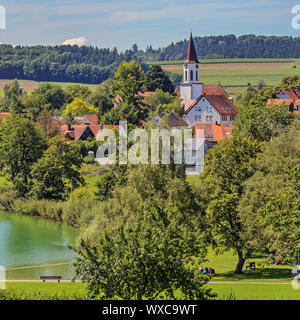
2;34;300;83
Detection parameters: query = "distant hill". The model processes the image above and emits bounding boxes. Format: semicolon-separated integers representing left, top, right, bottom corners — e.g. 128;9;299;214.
1;35;300;84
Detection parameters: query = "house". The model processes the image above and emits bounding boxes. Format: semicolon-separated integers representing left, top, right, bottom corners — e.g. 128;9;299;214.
278;88;300;100
194;123;233;149
155;111;188;128
180;33;238;126
60;124;119;141
267;99;300;115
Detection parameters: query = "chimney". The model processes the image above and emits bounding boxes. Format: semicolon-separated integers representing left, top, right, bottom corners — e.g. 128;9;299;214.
67;123;72;131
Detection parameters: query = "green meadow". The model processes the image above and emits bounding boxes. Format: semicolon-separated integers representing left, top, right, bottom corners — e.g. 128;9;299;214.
159;58;300;86
2;248;297;300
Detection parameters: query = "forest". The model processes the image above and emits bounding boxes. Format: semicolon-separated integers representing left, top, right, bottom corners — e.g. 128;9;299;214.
1;35;300;84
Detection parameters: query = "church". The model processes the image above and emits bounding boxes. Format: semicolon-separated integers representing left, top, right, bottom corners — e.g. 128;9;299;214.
180;34;238;126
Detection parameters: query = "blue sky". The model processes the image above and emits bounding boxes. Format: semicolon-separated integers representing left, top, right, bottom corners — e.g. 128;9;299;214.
0;0;300;51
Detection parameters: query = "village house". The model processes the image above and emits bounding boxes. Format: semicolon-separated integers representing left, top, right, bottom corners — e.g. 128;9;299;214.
267;89;300;117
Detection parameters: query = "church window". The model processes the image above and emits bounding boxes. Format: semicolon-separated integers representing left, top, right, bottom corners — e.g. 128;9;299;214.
196;71;198;81
185;71;187;82
190;70;193;81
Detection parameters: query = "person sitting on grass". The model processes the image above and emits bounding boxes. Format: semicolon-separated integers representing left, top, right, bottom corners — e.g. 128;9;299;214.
209;267;215;275
202;267;209;274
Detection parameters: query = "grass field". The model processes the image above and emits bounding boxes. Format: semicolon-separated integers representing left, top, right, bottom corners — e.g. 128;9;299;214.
149;58;300;90
2;248;297;300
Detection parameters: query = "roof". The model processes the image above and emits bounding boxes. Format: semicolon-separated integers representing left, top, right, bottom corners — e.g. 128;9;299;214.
158;112;188;127
185;94;238;116
60;124;120;141
267;99;300;107
267;99;300;116
280;89;300;99
194;123;233;142
185;33;199;64
0;112;10;122
203;85;229;96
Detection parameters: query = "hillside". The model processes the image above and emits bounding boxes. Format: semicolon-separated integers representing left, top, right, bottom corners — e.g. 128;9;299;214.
2;35;300;84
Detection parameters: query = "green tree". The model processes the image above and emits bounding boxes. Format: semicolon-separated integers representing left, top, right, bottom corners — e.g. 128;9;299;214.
65;84;92;104
31;136;84;200
0;116;47;196
35;83;66;110
62;97;98;117
110;61;145;106
21;93;51;120
2;80;25;113
200;137;262;273
143;89;182;115
238;86;258;109
233;103;294;142
239;122;300;262
101;101;143;125
75;165;212;300
95;164;128;201
144;65;174;93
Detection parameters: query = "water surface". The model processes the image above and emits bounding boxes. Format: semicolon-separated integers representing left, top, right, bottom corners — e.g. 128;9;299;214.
0;212;78;279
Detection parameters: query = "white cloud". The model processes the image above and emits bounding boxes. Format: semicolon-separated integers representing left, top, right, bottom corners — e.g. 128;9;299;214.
63;37;86;46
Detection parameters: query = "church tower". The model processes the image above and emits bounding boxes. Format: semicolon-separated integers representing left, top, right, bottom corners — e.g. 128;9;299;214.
180;33;203;101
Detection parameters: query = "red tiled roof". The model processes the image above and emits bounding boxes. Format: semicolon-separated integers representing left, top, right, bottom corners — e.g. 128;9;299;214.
83;115;99;125
203;85;229;96
281;89;300;100
194;123;232;142
267;98;300;107
185;33;199;64
185;94;237;116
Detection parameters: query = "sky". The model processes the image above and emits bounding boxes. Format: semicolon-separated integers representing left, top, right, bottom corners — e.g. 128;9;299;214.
0;0;300;51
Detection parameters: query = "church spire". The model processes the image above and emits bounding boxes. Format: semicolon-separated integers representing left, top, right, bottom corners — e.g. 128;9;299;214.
185;33;199;64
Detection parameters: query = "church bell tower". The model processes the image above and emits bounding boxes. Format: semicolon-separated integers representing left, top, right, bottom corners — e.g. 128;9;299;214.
180;33;203;101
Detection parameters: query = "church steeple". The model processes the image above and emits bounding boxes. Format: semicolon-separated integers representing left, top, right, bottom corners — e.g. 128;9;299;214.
185;33;199;64
180;33;203;101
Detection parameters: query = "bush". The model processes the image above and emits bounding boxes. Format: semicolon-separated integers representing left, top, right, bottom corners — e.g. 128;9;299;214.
62;197;100;228
13;199;63;221
83;156;95;164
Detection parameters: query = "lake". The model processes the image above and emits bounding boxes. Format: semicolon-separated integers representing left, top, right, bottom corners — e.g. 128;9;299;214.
0;212;78;279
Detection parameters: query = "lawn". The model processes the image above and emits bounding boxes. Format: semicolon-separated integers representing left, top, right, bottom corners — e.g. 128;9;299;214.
3;249;297;300
80;162;106;193
1;282;88;300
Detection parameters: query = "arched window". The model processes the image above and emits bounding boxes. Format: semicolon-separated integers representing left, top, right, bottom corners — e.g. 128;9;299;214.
185;70;188;82
196;71;198;81
190;70;193;81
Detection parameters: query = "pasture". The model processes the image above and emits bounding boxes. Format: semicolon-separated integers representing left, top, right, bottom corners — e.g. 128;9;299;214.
160;58;300;87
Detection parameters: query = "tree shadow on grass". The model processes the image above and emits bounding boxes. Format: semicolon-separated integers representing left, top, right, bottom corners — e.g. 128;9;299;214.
215;267;292;281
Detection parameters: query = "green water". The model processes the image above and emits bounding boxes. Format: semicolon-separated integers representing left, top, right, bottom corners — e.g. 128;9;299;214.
0;212;78;279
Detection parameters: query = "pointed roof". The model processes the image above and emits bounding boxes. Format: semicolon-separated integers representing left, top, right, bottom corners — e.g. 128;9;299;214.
185;33;199;64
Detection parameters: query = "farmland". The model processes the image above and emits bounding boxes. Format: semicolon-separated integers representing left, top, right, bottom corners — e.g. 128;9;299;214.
148;58;300;99
0;80;98;95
